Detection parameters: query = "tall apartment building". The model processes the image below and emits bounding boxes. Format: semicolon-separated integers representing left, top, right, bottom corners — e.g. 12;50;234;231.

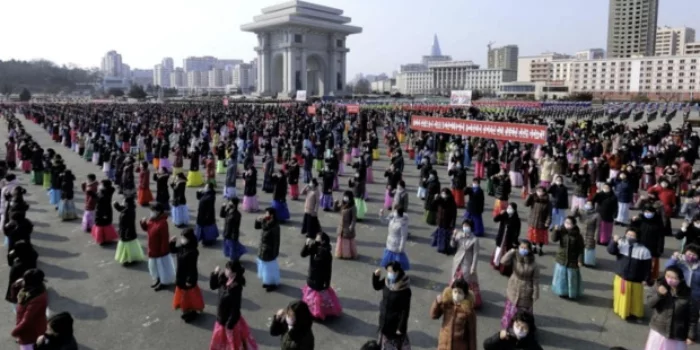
101;51;123;77
153;64;171;87
183;56;218;72
121;64;131;79
655;26;696;56
209;68;224;88
161;57;174;71
517;52;571;82
232;63;253;93
606;0;659;58
487;45;519;71
170;69;185;88
575;49;606;60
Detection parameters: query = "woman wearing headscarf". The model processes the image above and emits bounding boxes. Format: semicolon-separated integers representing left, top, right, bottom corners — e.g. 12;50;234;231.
378;207;410;271
5;241;37;312
113;195;146;266
550;216;585;300
11;269;48;350
491;202;521;276
666;244;700;305
525;186;552;256
255;207;281;292
572;200;599;267
81;174;98;232
608;228;651;320
141;202;176;291
221;197;247;261
170;228;204;323
195;184;219;246
483;310;542;350
57;170;77;221
90;179;119;245
242;164;259;213
35;312;78;350
372;261;412;349
430;278;478;350
432;188;458;255
136;161;153;207
334;191;357;260
270;300;315;350
170;172;188;228
499;240;540;329
208;260;258;350
451;219;482;309
301;179;321;239
300;232;342;320
644;265;698;349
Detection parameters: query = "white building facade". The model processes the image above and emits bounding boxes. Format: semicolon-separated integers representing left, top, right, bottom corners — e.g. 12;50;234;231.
429;60;480;95
655;26;696;56
170;69;185;88
101;50;123;77
209;68;224;87
464;69;517;94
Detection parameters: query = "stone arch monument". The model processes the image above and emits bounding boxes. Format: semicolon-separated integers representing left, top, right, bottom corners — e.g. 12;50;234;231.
241;0;362;97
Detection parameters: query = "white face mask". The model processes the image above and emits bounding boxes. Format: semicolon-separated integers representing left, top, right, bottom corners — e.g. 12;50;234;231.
564;223;573;230
694;222;700;229
513;325;528;339
506;208;515;215
285;316;294;328
462;227;471;234
452;291;464;303
584;204;593;210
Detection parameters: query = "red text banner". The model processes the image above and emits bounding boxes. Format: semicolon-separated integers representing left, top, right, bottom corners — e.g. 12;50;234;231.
307;106;316;115
410;116;548;145
346;104;360;114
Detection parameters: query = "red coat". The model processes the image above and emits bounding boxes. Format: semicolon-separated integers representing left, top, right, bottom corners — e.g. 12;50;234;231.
12;291;48;345
139;169;150;189
82;181;98;211
648;185;676;217
142;216;170;258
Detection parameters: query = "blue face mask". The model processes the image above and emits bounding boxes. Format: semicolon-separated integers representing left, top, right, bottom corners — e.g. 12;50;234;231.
387;272;397;283
472;184;479;190
644;212;654;219
518;248;529;256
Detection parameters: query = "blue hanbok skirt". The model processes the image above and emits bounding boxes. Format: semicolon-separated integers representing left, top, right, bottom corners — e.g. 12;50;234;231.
171;204;189;226
58;199;78;221
551;262;583;299
379;250;410;271
463;211;484;236
148;255;176;285
431;227;452;254
415;153;422;166
256;258;281;285
195;224;219;245
48;189;62;205
584;248;596;266
271;200;290;222
551;208;566;228
223;239;248;260
320;194;333;210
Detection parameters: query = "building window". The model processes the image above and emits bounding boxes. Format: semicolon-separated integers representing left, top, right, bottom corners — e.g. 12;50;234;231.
336;39;343;48
294;34;303;43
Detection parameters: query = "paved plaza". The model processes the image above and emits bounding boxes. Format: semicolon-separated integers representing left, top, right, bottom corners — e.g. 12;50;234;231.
0;114;681;350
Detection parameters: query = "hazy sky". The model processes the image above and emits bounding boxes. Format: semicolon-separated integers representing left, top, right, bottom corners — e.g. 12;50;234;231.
1;0;699;76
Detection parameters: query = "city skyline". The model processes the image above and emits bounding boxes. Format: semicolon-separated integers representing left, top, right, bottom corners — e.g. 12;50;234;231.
1;0;700;77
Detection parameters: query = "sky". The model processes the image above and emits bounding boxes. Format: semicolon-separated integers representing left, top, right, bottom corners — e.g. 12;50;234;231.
1;0;699;77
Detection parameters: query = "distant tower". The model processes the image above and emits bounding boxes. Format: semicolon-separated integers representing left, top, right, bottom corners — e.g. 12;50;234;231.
431;34;442;56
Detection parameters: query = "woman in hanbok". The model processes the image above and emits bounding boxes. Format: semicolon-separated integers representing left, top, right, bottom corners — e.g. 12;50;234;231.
42;150;53;191
81;174;98;232
301;232;343;320
195;184;219;246
223;158;237;200
172;145;184;176
11;269;48;349
137;161;153;207
349;172;367;221
525;187;552;256
90;180;119;245
372;262;412;349
208;260;258;350
271;170;291;223
158;141;171;172
170;172;188;228
383;165;401;210
221;197;247;261
262;154;275;194
30;143;44;186
498;240;540;329
48;157;66;208
170;228;205;323
492;203;521;276
5;137;17;170
378;208;410;271
550;216;585;300
573;201;599;267
547;175;569;228
430;278;478;350
432;188;458;255
113;195;146;266
186;144;204;187
318;166;335;211
334;191;358;260
4;241;38;313
451;219;483;309
242;164;259;212
215;142;227;175
301;179;321;239
287;159;300;200
269;301;315;349
57;170;78;221
205;154;217;188
255;207;281;292
142;202;176;291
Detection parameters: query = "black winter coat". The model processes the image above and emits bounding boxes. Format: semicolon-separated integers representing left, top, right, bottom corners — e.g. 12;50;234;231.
548;184;569;209
492;175;512;201
648;280;698;341
170;180;187;206
301;243;332;291
209;272;242;329
171;243;199;290
94;187;115;226
494;212;521;249
220;205;241;242
631;215;665;257
244;169;257;196
196;190;216;226
464;186;485;214
255;217;280;262
372;273;411;339
593;191;618;222
114;201;137;242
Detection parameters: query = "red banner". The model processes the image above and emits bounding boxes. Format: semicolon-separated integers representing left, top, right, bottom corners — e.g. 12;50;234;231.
346;104;360;114
307;106;316;115
410;116;548;145
223;98;229;107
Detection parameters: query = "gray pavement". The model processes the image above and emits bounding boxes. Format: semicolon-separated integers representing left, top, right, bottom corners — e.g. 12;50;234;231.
0;114;683;350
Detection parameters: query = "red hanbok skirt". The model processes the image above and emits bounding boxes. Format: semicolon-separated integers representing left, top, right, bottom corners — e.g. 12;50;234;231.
91;224;119;244
527;227;548;245
452;189;465;208
137;188;153;206
209;318;258;350
173;285;205;312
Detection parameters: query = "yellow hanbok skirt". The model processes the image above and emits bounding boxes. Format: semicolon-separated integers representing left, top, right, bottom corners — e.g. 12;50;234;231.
613;275;644;319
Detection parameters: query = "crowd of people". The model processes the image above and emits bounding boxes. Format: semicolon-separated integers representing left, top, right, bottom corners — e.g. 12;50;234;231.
0;100;697;349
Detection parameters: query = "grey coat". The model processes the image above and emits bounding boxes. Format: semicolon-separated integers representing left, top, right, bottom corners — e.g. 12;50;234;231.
451;233;479;283
225;161;237;187
392;189;409;212
381;213;408;253
501;249;540;309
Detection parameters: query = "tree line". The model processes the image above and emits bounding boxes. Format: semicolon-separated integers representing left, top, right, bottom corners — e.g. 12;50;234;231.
0;59;100;96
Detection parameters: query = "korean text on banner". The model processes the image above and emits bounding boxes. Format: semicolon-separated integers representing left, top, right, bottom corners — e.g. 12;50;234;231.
450;90;472;106
409;116;548;145
296;90;307;101
346;104;360;114
307;106;316;115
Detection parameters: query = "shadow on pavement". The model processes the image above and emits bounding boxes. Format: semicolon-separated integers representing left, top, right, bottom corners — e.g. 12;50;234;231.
407;329;438;347
34;245;81;259
32;231;69;242
39;261;89;280
323;312;376;337
537;329;609;350
47;288;108;320
338;296;376;312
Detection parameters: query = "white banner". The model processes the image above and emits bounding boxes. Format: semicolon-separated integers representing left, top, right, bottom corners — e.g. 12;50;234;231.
450;90;472;106
296;90;307;101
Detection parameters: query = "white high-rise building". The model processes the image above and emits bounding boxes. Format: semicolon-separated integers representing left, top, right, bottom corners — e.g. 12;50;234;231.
209;68;224;88
488;45;519;71
170;69;185;88
101;50;123;77
121;64;131;78
183;56;218;72
250;58;258;88
606;0;659;58
161;57;174;71
575;49;606;60
232;63;253;93
153;64;171;87
655;26;696;56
